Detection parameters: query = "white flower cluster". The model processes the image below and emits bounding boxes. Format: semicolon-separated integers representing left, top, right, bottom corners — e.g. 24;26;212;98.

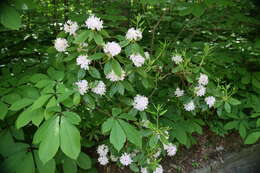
141;167;148;173
64;20;78;35
184;101;195;111
103;42;121;57
172;54;183;64
195;85;206;97
153;165;163;173
54;38;68;52
85;15;103;31
133;95;149;111
126;28;142;41
129;54;145;67
91;81;106;95
164;143;177;156
119;152;133;166
175;87;184;97
144;51;150;59
76;55;92;70
205;96;216;108
106;70;126;82
198;73;208;86
76;80;88;95
97;144;109;165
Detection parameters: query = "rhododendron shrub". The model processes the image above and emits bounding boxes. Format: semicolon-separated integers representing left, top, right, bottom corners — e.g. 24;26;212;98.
0;14;250;173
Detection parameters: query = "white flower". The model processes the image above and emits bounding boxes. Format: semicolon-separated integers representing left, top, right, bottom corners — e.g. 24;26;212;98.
153;165;163;173
195;85;206;97
54;38;68;52
103;42;121;57
119;153;133;166
85;15;103;31
141;167;148;173
97;144;109;156
163;143;177;156
171;55;183;64
198;73;208;86
184;101;195;111
110;155;118;162
133;95;149;111
63;20;78;35
106;70;126;82
175;87;184;97
129;54;145;67
76;55;92;70
92;81;106;95
205;96;216;108
75;80;88;95
126;28;142;41
144;52;150;59
98;156;109;165
153;148;161;158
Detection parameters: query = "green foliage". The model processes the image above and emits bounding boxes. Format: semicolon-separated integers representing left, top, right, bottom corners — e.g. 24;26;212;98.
0;0;260;172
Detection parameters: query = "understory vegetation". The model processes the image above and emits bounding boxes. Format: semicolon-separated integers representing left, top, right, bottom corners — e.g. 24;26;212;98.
0;0;260;172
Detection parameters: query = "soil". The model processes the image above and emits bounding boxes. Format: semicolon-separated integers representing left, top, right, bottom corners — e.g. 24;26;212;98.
93;129;245;173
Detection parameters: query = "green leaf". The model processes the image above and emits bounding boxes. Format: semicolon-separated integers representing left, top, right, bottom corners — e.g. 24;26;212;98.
224;121;239;130
76;152;92;170
102;118;115;134
192;3;205;17
112;108;122;116
47;68;64;81
83;95;95;109
89;53;104;60
73;93;81;105
251;113;260;118
228;98;241;105
31;108;44;127
16;108;35;129
173;125;187;145
109;120;126;151
93;33;104;45
118;119;142;148
19;152;35;173
35;151;56;173
89;67;101;79
149;135;158;148
63;157;77;173
111;59;122;76
63;111;81;125
224;102;231;113
60;116;81;160
244;131;260;144
38;116;60;164
239;123;247;139
0;4;21;30
9;98;34;111
74;30;90;44
31;94;52;111
0;101;8;120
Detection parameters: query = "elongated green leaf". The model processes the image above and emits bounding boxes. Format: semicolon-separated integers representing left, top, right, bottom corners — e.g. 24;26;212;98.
60;116;81;160
0;4;21;30
109;120;126;151
89;53;104;60
93;33;104;45
0;101;8;120
244;131;260;144
31;94;52;111
88;67;101;79
31;108;44;127
63;111;81;125
9;98;34;111
16;108;35;129
74;30;90;44
118;119;142;148
63;157;77;173
76;152;91;170
111;59;122;76
102;118;115;134
35;150;55;173
39;116;60;164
